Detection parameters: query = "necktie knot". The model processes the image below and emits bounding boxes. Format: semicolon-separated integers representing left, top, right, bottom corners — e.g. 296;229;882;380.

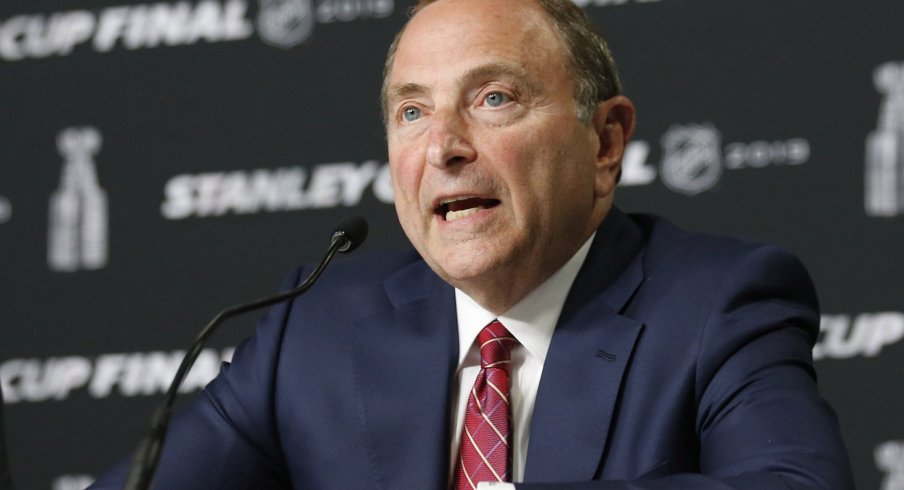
477;320;515;369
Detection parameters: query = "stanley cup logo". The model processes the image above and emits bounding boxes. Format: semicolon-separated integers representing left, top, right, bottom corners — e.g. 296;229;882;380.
876;440;904;490
48;126;109;272
866;62;904;217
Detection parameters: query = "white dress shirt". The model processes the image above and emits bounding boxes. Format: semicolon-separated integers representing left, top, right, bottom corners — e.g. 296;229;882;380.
450;234;595;489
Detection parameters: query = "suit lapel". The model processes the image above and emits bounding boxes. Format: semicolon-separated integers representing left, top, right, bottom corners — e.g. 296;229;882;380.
351;259;459;490
524;209;647;482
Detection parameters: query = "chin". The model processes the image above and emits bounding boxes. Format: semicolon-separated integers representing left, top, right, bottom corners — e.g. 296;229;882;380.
434;251;501;285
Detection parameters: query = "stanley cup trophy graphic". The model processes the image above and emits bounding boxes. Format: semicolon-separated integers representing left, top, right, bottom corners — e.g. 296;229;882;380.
866;62;904;217
48;126;109;272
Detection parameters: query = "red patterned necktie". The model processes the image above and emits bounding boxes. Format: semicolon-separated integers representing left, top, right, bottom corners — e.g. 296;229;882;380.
454;320;516;489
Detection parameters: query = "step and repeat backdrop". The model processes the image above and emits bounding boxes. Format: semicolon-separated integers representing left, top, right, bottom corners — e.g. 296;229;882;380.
1;0;902;488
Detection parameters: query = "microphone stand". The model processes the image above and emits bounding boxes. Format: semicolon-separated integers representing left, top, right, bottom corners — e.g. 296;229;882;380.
124;225;360;490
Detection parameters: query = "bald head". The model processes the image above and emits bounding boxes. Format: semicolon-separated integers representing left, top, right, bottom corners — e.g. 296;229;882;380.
380;0;622;125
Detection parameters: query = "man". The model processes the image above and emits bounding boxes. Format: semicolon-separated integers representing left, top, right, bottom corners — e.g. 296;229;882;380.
92;0;853;488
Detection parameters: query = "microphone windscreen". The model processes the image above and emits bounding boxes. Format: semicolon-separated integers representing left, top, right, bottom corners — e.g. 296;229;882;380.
332;216;369;253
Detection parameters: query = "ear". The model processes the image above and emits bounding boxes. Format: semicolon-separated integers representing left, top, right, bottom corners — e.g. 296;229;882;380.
592;95;636;198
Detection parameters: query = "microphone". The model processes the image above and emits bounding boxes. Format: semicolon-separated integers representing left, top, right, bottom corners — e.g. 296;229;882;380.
124;217;369;490
331;216;368;253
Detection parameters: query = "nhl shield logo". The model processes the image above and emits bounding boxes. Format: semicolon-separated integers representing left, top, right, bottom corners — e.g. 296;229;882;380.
660;123;723;195
257;0;315;49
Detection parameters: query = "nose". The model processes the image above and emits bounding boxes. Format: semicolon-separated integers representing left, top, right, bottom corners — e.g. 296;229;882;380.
425;109;477;169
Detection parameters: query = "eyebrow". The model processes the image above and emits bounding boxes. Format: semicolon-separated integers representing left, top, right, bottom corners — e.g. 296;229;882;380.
461;62;540;95
385;82;429;106
384;61;541;108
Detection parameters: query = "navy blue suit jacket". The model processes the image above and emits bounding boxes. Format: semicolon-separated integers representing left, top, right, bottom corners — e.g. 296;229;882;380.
92;209;853;489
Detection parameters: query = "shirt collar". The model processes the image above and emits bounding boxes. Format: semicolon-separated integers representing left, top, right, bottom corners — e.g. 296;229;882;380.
455;232;596;366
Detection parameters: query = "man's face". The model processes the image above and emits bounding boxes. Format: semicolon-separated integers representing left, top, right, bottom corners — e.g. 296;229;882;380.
384;0;621;309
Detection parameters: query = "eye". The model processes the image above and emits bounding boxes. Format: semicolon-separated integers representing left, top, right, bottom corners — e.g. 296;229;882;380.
483;91;510;107
401;106;422;122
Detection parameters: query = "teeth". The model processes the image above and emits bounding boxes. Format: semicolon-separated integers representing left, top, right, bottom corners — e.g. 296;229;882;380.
446;206;482;221
442;196;477;205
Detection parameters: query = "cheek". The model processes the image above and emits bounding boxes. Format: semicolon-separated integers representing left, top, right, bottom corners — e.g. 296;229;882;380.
521;148;595;215
389;152;421;201
390;169;420;239
507;141;562;192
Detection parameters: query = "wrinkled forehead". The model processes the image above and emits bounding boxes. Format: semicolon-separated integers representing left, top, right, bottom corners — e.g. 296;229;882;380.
381;0;564;110
401;0;556;63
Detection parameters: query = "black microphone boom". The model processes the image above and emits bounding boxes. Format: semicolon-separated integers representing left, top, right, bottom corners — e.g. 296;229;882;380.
124;217;369;490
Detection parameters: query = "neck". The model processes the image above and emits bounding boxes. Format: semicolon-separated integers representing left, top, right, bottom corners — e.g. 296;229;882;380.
457;228;599;315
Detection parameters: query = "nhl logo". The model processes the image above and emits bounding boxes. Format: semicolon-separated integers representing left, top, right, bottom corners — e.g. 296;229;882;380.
660;123;723;195
257;0;315;49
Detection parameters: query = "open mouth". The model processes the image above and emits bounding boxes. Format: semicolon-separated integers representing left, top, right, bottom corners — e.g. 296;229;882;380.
435;196;501;221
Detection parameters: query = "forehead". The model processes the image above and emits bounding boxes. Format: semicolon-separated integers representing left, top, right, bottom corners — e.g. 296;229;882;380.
387;0;567;93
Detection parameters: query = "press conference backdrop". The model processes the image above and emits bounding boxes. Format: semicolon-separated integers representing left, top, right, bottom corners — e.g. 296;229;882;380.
1;0;901;488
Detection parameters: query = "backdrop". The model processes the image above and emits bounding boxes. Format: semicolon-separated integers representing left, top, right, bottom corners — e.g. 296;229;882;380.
2;0;902;488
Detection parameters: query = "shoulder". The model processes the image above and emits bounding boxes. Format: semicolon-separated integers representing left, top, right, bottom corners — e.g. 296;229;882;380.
307;247;426;287
279;246;438;322
629;212;814;292
620;212;819;344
